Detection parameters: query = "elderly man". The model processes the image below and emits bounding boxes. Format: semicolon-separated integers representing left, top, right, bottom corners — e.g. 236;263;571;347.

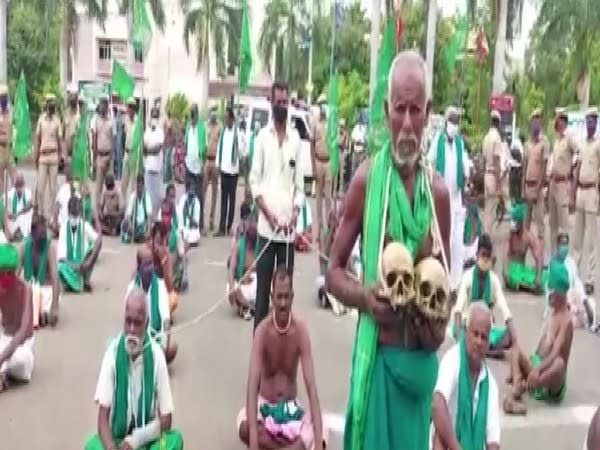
572;107;600;295
429;106;470;293
93;95;115;207
311;94;331;243
522;109;549;243
19;214;60;328
327;51;451;449
121;97;138;198
63;86;80;168
84;288;183;450
0;84;15;188
481;110;503;235
57;196;102;292
144;107;164;219
122;174;153;243
0;243;34;393
127;247;177;364
6;173;33;241
432;302;501;450
35;93;63;219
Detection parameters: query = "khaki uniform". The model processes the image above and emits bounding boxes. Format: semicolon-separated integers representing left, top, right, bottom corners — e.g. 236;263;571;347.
482;127;503;233
36;113;62;219
523;135;550;238
121;114;135;198
0;110;15;187
549;133;578;248
573;136;600;284
203;123;220;230
94;114;114;203
62;108;79;159
312;119;331;236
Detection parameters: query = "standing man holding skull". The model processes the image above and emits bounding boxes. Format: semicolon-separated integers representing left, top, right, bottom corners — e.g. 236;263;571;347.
327;51;451;450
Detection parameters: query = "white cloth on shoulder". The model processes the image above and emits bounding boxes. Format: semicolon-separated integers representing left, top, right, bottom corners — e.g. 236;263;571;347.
0;332;34;381
7;187;33;238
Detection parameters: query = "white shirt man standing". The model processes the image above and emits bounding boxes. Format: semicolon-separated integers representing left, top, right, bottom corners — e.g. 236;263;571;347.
143;107;164;219
249;82;304;330
184;104;206;234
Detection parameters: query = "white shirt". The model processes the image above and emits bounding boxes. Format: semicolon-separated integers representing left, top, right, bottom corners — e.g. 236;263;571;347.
57;218;98;261
7;187;32;215
143;125;164;173
56;183;81;226
94;336;174;426
185;123;202;175
432;344;501;448
126;279;171;345
428;131;470;201
126;192;153;227
177;194;201;230
249;122;305;243
218;126;241;175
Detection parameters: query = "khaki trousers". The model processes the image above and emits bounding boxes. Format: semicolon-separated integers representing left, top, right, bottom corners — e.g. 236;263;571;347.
95;152;113;206
548;180;570;253
483;173;499;234
0;148;16;188
572;187;598;284
203;160;219;229
524;182;545;239
37;162;58;219
314;159;332;237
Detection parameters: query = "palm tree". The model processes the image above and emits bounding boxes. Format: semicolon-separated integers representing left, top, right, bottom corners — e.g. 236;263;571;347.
180;0;241;114
118;0;167;39
258;0;309;82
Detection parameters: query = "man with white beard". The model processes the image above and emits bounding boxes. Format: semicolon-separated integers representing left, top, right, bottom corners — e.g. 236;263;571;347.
428;106;471;295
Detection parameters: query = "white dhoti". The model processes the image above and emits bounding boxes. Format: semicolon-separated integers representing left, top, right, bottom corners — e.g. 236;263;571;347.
238;273;257;303
182;227;200;246
449;199;465;290
31;283;59;328
8;210;33;238
0;333;34;381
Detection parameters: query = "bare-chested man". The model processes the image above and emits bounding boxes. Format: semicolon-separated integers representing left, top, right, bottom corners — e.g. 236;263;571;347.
0;243;34;393
504;258;573;414
239;266;326;450
504;202;545;293
326;51;451;449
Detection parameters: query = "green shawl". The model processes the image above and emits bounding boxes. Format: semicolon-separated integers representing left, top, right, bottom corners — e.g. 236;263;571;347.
347;141;433;449
66;220;83;263
471;267;491;305
248;130;256;165
23;236;49;284
435;132;464;190
135;273;162;334
455;334;489;450
185;120;206;161
82;196;93;224
235;234;246;282
167;211;178;254
464;203;481;245
111;332;155;443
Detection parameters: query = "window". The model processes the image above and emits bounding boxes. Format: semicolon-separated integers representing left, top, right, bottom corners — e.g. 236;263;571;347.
291;115;310;141
251;108;269;130
98;39;111;61
134;48;144;63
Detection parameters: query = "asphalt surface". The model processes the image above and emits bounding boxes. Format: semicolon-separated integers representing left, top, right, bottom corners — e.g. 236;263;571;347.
0;169;598;450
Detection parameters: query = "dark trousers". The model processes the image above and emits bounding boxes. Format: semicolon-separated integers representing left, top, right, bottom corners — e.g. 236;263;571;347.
254;236;295;330
219;173;238;233
186;169;204;229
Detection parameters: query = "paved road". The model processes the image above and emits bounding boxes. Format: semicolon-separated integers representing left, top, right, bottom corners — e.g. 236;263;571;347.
0;170;598;449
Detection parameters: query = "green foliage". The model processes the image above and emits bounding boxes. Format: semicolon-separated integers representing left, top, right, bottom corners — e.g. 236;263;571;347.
338;71;368;127
165;93;191;128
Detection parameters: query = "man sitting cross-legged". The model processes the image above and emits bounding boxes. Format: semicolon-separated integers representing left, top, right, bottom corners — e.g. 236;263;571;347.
57;196;102;293
158;184;187;293
431;302;501;450
227;221;258;320
84;288;183;450
177;179;201;248
122;174;153;244
147;222;179;313
18;214;60;328
238;266;328;450
453;234;517;357
0;243;34;393
126;247;177;364
503;202;546;293
504;258;574;415
99;174;124;236
6;173;33;242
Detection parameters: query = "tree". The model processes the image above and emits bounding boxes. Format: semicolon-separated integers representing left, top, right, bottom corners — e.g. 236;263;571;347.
180;0;241;114
338;70;368;127
119;0;166;30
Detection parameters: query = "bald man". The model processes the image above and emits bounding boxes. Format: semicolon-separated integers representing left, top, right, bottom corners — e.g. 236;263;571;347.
327;50;451;450
85;288;183;450
432;302;501;450
6;173;34;241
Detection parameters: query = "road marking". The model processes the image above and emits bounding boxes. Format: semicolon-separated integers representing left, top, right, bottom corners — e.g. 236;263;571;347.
323;405;596;435
103;247;121;255
204;260;226;267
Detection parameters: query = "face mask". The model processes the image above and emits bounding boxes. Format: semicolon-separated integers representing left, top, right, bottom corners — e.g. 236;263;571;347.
273;105;288;124
69;216;79;228
0;97;7;110
477;257;492;272
557;244;569;260
0;272;15;289
125;334;142;355
446;122;458;139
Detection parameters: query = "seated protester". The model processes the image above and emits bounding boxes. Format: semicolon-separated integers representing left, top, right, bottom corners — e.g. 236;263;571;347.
99;174;124;236
227;222;258;320
294;200;312;252
0;243;34;393
50;166;80;237
6;173;33;242
84;289;183;450
147;223;178;312
453;234;517;357
431;303;501;450
503;202;546;293
18;215;60;328
231;201;255;245
122;174;153;244
57;196;102;293
176;179;201;247
158;185;187;294
504;258;573;415
126;246;177;364
238;266;327;450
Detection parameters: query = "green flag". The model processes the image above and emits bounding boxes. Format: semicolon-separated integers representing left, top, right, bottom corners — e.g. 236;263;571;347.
12;72;31;161
444;15;468;72
239;1;253;93
327;73;340;177
128;106;144;176
71;106;91;182
132;0;152;53
368;17;395;155
112;60;134;101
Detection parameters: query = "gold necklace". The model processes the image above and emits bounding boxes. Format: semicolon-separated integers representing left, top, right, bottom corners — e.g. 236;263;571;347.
272;310;292;334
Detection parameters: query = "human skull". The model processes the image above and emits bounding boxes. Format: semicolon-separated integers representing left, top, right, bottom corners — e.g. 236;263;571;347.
414;257;450;322
379;242;416;309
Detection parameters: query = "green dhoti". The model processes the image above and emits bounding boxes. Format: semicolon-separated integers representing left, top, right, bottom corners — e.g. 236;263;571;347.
489;325;507;347
506;261;548;289
84;429;183;450
57;248;94;292
529;353;567;403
